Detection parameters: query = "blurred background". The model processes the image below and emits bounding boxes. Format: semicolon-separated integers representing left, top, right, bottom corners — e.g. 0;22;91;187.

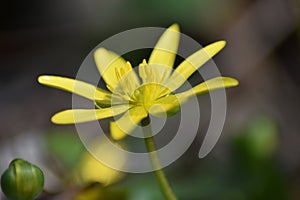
1;0;300;199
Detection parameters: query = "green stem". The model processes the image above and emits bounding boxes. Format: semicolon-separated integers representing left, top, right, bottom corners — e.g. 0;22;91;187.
141;116;177;200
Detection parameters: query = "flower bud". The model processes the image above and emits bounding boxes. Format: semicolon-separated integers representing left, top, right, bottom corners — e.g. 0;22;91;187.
1;159;44;200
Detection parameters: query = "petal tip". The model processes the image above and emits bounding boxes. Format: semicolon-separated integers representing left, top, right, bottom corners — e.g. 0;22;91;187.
231;78;239;86
215;40;226;48
50;111;73;125
223;77;239;87
50;114;61;124
169;23;180;32
126;61;132;68
94;48;108;57
37;75;50;84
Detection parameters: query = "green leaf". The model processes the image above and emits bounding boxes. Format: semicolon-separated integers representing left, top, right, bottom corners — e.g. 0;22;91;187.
46;130;85;169
234;115;278;161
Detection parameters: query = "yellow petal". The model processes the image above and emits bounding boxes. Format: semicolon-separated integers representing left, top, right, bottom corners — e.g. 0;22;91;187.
76;139;125;186
177;77;239;103
149;95;180;117
38;75;111;102
94;48;139;92
51;105;130;124
168;41;226;91
110;106;148;140
148;24;180;82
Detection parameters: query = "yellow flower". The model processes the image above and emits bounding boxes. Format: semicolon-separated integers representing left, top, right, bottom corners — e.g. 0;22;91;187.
74;139;126;186
38;24;238;140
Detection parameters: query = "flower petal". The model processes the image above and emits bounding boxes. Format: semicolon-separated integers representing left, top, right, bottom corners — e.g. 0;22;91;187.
38;75;111;103
149;95;180;117
148;24;180;82
168;41;226;91
110;106;148;140
176;77;239;103
51;105;130;124
94;48;139;92
76;139;125;186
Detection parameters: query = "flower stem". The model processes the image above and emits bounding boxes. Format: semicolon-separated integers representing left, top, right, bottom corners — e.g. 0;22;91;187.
141;116;177;200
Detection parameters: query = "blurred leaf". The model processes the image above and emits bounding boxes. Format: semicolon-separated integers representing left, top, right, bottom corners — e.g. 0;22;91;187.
233;115;278;161
46;131;85;169
117;174;163;200
230;115;288;199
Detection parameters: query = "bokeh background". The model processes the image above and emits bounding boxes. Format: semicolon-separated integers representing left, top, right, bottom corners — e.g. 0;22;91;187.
1;0;300;199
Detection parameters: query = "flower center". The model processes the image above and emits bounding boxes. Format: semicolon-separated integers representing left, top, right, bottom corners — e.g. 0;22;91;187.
131;83;171;111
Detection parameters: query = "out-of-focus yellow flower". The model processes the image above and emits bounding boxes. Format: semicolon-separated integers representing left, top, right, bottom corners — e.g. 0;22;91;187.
74;139;125;187
38;23;238;140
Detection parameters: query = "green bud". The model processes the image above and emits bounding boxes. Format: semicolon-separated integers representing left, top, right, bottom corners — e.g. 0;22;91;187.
1;159;44;200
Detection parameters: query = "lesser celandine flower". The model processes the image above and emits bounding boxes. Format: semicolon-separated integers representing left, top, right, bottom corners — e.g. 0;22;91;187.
39;23;238;200
38;24;238;140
